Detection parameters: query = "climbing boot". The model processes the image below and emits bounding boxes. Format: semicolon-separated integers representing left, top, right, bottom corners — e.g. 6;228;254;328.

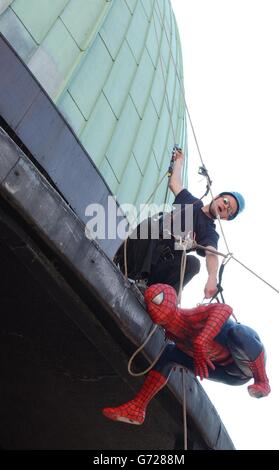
102;370;167;425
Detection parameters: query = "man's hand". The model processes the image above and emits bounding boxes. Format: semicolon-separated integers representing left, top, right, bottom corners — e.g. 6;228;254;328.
169;148;184;196
193;338;215;380
173;147;184;162
204;277;218;299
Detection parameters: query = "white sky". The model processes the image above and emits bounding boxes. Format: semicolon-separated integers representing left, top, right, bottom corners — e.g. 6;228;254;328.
171;0;279;450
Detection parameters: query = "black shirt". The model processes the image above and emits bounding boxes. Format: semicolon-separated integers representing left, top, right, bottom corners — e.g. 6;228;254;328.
172;189;219;257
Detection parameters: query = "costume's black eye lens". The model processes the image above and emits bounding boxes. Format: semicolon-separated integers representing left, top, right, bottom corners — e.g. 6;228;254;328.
223;197;229;205
151;292;164;305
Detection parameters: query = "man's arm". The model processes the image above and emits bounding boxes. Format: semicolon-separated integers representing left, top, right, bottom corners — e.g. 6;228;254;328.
169;148;184;196
204;247;219;299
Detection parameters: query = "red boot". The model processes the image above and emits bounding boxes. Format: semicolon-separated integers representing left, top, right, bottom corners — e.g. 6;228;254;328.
102;370;168;425
247;351;271;398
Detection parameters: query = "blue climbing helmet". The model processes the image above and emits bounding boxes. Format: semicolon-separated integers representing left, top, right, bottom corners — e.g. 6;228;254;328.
218;191;245;220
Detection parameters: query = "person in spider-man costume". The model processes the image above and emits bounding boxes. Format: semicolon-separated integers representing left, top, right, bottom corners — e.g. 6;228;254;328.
103;284;270;425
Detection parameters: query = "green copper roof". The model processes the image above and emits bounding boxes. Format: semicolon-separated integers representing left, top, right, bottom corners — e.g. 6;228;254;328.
0;0;187;217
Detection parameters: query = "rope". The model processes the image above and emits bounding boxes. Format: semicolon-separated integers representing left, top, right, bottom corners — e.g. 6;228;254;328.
198;165;212;200
208;256;239;322
194;243;279;295
152;0;180;204
153;0;176;144
127;324;166;377
181;368;188;451
155;2;231;254
124;237;128;278
127;232;189;378
178;245;187;305
232;255;279;295
177;236;188;451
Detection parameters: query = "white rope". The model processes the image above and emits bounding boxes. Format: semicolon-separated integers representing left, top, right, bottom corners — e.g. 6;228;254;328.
232;255;279;295
195;243;279;295
176;233;193;304
153;0;176;143
124;237;128;278
155;2;231;254
178;248;187;305
127;324;166;377
181;368;188;450
152;0;188;205
177;237;188;451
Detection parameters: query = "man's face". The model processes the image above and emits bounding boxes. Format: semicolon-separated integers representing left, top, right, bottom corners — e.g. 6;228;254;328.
210;195;238;220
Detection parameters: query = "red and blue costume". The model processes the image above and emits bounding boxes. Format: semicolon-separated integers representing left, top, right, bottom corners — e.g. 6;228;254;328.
103;284;270;425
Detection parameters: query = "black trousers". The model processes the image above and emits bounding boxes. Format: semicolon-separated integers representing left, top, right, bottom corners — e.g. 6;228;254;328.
115;236;201;294
148;252;201;294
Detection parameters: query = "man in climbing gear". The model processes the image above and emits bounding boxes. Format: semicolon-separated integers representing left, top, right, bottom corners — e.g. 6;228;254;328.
164;146;245;298
102;284;270;425
114;147;245;298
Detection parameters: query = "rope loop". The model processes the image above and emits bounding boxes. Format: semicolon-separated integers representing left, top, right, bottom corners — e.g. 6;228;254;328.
128;324;167;377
